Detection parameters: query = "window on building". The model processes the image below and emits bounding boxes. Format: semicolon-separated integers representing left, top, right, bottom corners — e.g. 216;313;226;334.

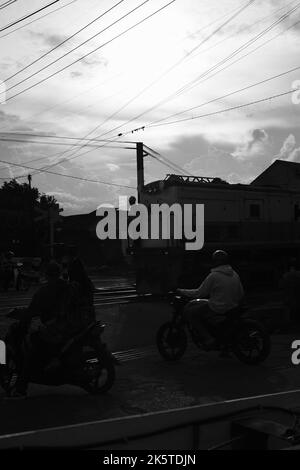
249;203;261;219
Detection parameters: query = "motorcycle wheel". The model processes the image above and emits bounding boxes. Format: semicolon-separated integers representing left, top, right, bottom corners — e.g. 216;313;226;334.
232;319;271;365
82;349;115;394
156;322;187;361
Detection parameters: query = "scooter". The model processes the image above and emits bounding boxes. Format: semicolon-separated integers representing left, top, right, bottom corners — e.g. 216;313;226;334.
0;308;116;395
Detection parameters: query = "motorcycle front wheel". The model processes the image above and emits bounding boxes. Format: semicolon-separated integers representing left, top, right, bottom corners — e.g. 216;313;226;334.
82;349;115;394
232;319;271;365
156;322;187;361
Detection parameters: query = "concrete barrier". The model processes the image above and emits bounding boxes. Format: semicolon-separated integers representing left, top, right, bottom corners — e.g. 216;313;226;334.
1;389;300;450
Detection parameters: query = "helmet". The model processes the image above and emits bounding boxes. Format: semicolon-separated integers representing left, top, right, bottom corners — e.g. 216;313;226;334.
212;250;229;267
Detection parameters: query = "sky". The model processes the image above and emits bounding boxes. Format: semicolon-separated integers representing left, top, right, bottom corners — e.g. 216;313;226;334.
0;0;300;214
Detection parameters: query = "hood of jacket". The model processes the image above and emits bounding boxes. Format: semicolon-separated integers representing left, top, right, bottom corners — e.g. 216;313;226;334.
211;265;234;276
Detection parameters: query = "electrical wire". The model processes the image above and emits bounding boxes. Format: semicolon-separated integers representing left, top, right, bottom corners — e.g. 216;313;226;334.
69;0;256;151
147;63;300;127
97;1;300;142
0;137;136;149
4;0;127;82
0;0;177;180
0;158;136;189
0;0;17;11
0;0;79;40
1;0;152;96
146;88;297;128
0;0;60;33
32;0;252;173
2;0;176;103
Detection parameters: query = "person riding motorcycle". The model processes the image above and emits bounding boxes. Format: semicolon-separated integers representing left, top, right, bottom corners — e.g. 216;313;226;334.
9;261;83;398
177;250;244;350
67;245;95;324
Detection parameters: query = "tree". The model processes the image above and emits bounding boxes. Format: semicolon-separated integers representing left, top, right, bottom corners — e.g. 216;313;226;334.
0;179;62;256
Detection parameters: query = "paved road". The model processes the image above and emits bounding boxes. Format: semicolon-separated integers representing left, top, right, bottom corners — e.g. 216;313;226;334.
0;279;299;437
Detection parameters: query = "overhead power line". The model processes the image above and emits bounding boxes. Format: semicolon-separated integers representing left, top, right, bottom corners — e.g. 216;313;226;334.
170;2;300;102
25;1;260;124
106;0;300;141
147;63;300;127
4;0;127;82
0;0;178;180
0;0;79;40
0;159;135;189
0;0;17;11
0;137;136;150
0;132;138;145
35;0;252;171
2;0;152;95
0;0;60;33
2;0;176;103
144;145;192;176
73;0;256;151
146;88;298;128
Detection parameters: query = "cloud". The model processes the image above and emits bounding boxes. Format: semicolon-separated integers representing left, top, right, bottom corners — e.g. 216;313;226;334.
48;190;98;214
70;71;83;79
106;163;120;172
275;134;300;162
231;129;269;161
79;56;108;68
27;31;69;48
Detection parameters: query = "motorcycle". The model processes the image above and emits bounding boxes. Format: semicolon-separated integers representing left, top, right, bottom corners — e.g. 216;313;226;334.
156;295;271;365
0;308;116;396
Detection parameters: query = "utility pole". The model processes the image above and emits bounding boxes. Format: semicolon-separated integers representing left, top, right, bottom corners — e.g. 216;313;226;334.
136;142;144;203
27;174;35;255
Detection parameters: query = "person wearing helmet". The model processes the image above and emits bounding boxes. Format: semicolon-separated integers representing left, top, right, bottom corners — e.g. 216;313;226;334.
178;250;244;350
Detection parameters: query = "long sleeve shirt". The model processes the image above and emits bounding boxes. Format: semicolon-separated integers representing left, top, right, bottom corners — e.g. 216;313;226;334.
181;265;244;314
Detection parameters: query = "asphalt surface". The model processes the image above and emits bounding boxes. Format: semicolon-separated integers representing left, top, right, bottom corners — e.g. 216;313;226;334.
0;276;299;437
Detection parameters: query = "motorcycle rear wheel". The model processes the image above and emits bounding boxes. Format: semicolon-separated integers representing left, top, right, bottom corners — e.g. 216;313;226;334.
156;322;187;361
232;319;271;365
82;349;115;394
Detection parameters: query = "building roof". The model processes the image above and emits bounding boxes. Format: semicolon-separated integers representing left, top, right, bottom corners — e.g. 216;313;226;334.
251;159;300;189
143;160;300;194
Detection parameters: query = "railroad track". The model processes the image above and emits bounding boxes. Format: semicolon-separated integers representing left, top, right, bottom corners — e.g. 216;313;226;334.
0;284;144;313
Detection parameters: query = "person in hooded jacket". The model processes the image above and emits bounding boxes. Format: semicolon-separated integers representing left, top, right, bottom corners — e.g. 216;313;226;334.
178;250;244;350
